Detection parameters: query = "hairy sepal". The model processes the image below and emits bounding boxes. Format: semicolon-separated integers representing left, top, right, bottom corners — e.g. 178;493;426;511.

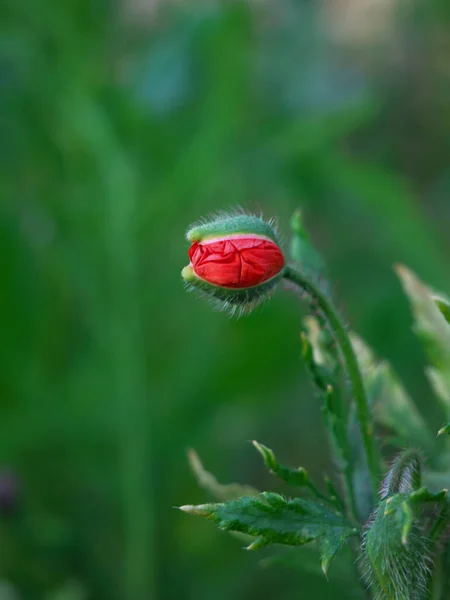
362;498;432;600
187;212;281;245
182;265;283;316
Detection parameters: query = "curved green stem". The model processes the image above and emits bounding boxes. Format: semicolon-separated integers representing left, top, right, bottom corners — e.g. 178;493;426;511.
283;265;380;500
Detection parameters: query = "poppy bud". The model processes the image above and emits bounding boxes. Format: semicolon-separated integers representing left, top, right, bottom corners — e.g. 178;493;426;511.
182;213;285;313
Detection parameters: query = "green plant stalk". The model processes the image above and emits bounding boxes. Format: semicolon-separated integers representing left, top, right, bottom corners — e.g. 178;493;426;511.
283;266;380;501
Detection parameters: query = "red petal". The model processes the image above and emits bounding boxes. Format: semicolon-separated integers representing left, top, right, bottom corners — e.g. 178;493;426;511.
188;237;284;288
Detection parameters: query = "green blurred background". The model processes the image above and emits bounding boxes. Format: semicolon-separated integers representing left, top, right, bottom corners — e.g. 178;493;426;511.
1;1;449;599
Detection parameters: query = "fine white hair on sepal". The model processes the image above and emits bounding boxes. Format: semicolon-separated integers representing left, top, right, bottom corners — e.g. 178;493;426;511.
185;208;284;250
183;278;276;318
379;449;424;500
186;206;248;238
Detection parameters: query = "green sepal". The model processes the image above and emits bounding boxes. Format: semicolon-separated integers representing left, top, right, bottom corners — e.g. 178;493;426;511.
182;264;283;311
179;492;358;575
187;213;280;244
381;449;422;498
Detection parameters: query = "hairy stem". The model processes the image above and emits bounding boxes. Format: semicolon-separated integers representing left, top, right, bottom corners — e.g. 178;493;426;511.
283;266;380;503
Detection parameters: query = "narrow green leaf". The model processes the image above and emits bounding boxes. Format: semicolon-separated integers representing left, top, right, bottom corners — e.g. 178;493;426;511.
395;264;450;415
252;441;309;487
290;209;325;274
187;448;259;501
179;493;358;573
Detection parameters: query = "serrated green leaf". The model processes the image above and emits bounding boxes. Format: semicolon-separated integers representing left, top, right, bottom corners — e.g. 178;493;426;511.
351;333;434;452
252;441;339;509
179;492;358;573
395;265;450;415
252;441;309;487
187;448;259;501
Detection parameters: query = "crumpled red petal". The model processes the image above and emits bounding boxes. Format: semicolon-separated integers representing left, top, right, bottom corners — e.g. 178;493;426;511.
188;237;284;288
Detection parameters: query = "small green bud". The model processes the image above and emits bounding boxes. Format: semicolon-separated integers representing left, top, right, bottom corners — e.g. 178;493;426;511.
363;498;431;600
362;451;431;600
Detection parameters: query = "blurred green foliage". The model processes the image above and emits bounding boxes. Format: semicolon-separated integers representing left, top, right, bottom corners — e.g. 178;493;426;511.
1;1;449;599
